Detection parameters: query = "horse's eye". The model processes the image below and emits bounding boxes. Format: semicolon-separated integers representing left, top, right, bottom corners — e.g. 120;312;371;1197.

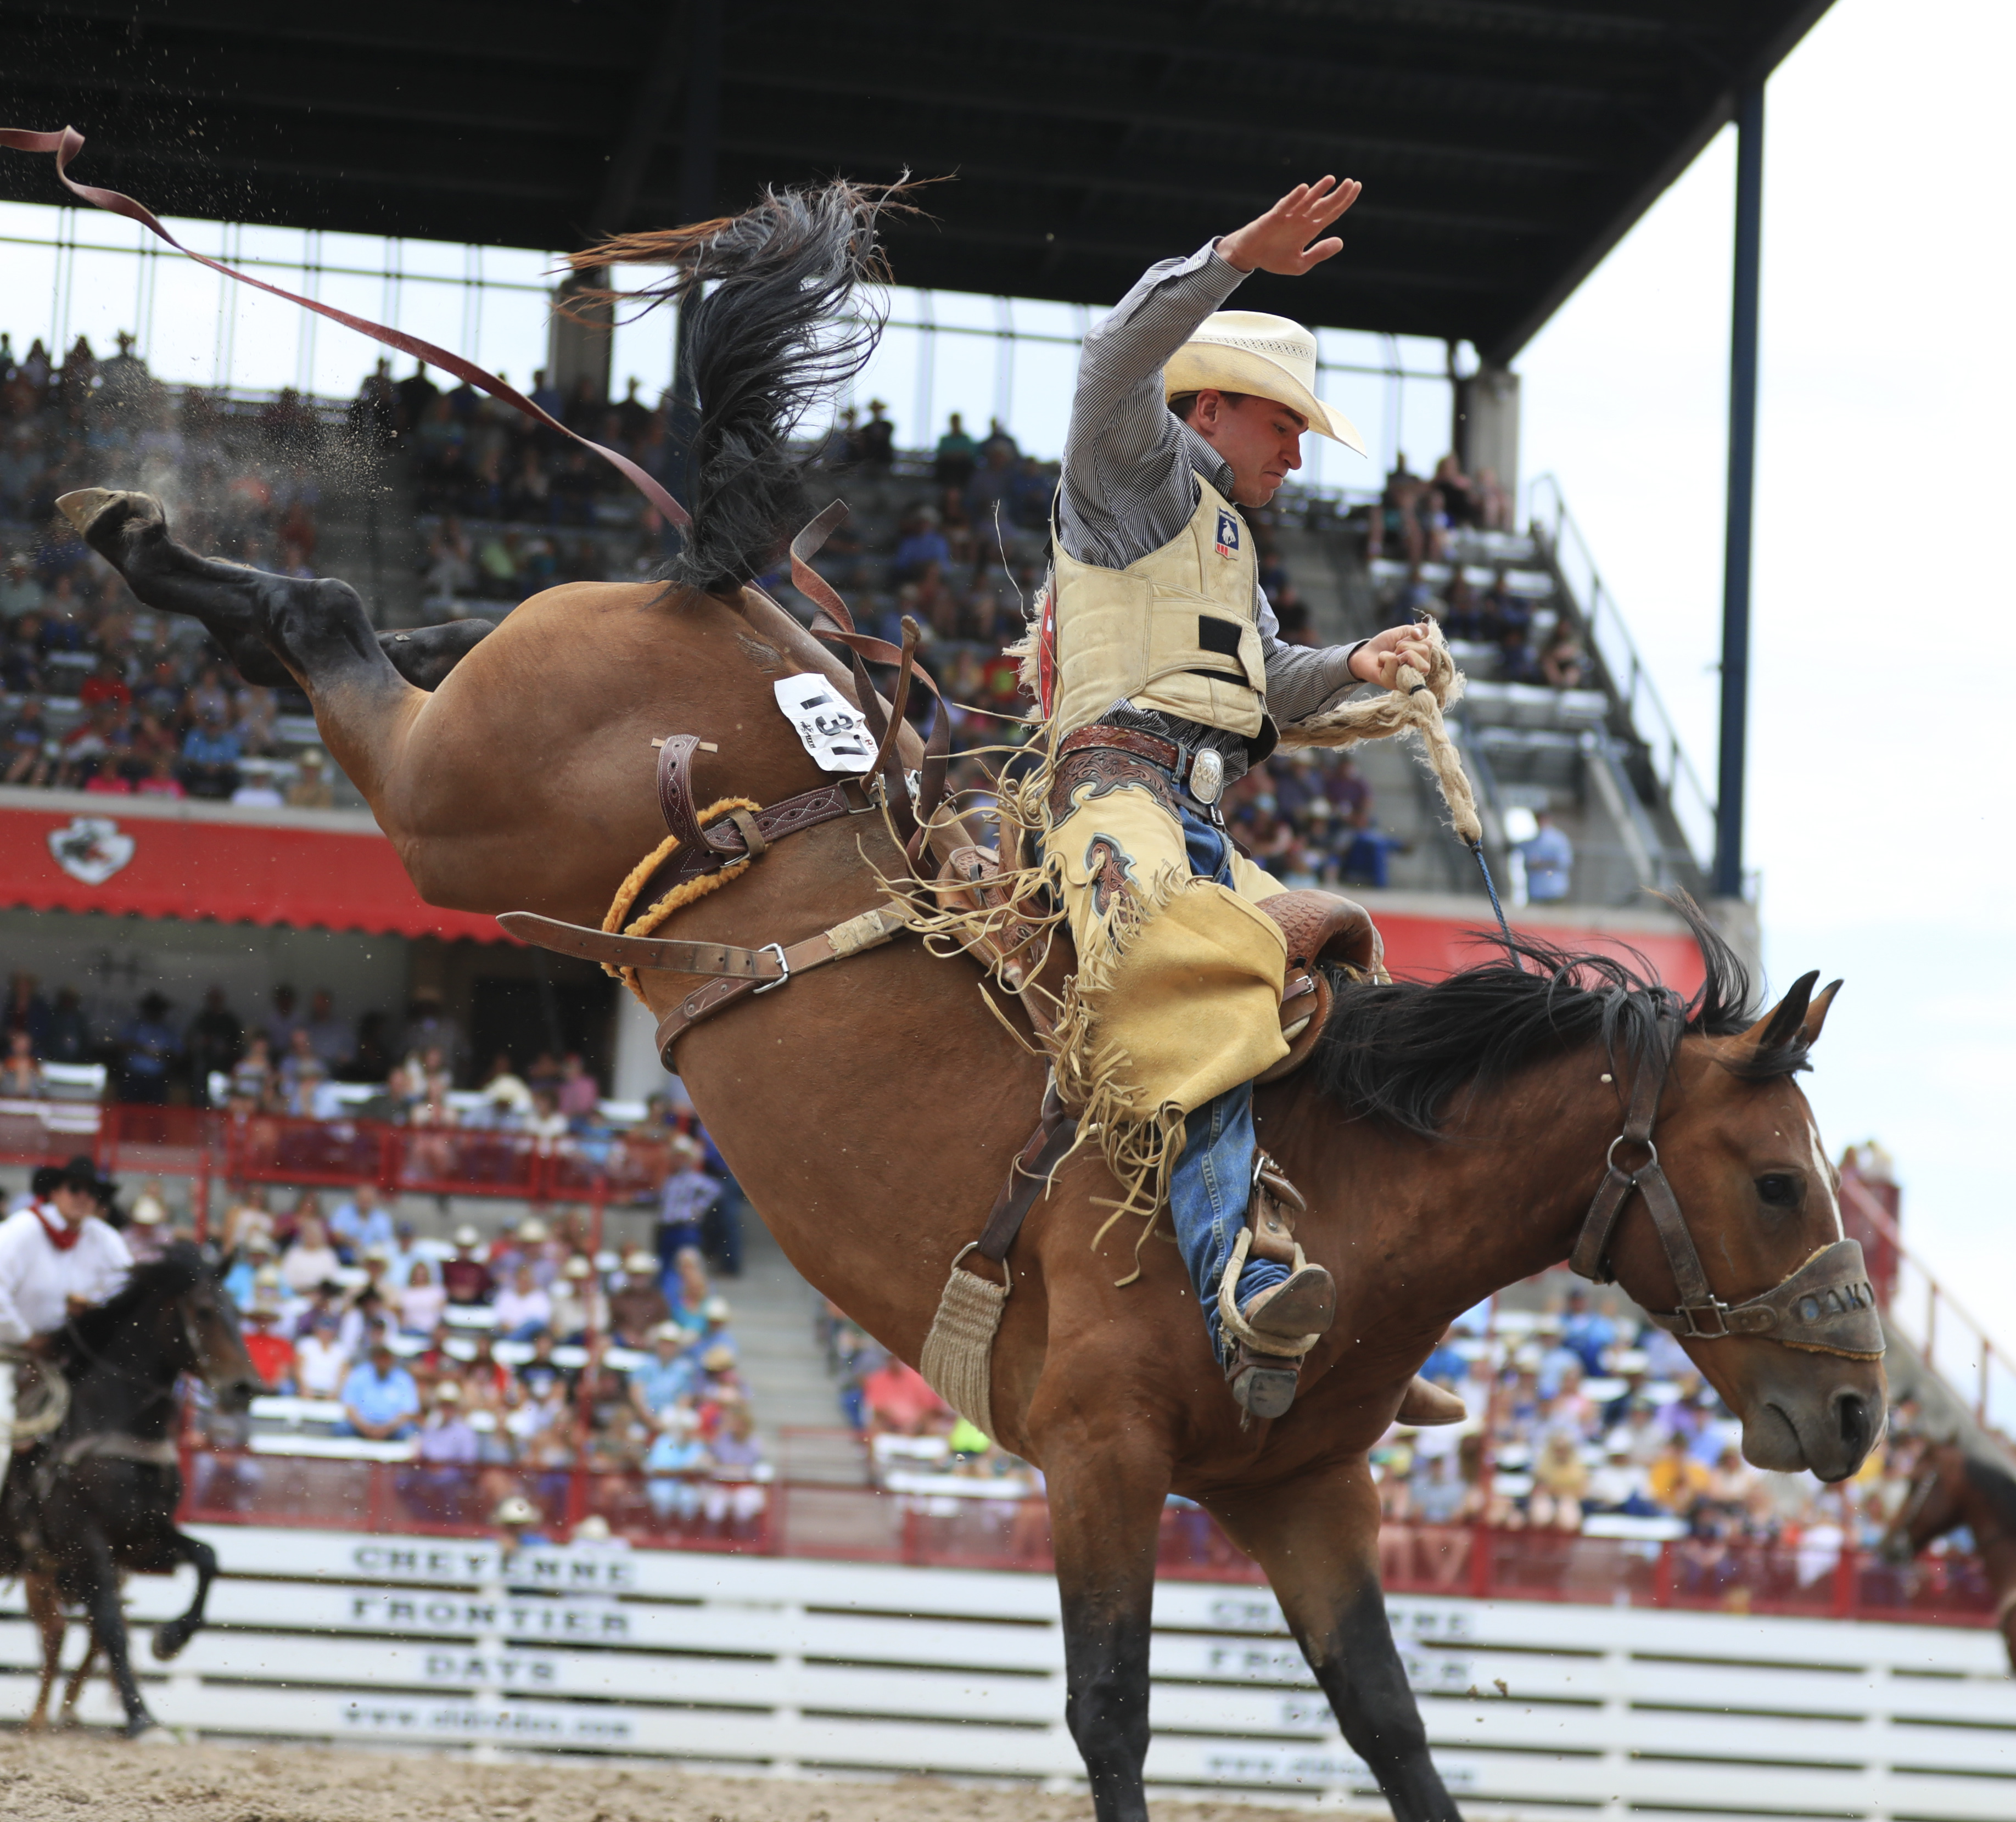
1755;1173;1802;1208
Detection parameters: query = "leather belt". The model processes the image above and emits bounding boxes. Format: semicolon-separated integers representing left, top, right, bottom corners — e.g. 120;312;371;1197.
1056;722;1231;811
1057;725;1181;771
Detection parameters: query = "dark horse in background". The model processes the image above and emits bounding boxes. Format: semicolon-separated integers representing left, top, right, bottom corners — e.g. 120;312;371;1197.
47;176;1886;1815
1884;1436;2016;1672
3;1242;263;1736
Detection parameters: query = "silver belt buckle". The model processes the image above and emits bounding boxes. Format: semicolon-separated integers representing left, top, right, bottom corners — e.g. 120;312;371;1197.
1188;747;1225;805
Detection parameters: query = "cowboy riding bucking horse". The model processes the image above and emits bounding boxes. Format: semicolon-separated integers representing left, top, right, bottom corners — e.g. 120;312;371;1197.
1029;175;1458;1423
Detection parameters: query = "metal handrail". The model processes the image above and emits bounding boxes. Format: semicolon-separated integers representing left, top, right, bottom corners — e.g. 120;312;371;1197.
1525;474;1718;874
1843;1173;2016;1435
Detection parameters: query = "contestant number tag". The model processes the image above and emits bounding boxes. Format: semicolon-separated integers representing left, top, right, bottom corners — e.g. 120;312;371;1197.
774;675;876;774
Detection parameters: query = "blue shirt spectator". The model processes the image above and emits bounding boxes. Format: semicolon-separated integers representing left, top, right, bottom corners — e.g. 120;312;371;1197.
1520;814;1573;902
629;1327;697;1417
339;1347;421;1439
181;721;242;768
1560;1291;1616;1375
329;1189;397;1258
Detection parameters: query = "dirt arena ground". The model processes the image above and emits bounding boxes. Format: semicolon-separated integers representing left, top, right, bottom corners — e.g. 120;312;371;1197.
0;1734;1382;1821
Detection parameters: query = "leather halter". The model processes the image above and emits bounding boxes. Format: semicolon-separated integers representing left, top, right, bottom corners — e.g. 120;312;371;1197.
1570;1008;1883;1358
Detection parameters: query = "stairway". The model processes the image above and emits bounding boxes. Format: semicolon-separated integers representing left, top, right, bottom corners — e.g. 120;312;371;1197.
723;1204;850;1440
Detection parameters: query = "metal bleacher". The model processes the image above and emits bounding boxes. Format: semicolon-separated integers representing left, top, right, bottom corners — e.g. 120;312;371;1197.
1289;481;1718;911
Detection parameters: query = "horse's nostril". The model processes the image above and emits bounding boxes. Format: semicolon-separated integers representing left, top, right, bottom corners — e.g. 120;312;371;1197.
1837;1392;1869;1453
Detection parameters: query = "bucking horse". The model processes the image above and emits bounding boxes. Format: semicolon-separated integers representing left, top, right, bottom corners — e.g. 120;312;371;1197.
3;1242;263;1736
37;173;1884;1813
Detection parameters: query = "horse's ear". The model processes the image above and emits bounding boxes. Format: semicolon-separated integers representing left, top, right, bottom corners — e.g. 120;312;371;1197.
1738;970;1818;1057
1800;979;1844;1046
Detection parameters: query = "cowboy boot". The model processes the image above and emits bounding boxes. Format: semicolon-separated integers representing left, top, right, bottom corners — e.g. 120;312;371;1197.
1224;1157;1335;1421
1397;1377;1468;1425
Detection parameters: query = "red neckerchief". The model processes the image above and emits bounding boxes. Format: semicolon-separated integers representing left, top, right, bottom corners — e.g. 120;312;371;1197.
31;1202;82;1252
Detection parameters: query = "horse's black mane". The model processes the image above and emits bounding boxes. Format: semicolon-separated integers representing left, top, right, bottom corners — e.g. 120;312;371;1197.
579;182;898;596
59;1240;210;1366
1963;1454;2016;1540
1311;895;1805;1135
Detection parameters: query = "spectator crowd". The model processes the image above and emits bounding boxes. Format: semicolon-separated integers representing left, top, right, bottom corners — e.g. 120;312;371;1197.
0;330;345;802
1374;1277;1925;1592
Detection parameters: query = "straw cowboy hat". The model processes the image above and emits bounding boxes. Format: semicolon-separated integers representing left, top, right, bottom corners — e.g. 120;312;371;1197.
1163;312;1365;453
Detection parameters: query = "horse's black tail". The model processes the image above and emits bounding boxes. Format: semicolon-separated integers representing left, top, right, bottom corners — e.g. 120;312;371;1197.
574;182;903;594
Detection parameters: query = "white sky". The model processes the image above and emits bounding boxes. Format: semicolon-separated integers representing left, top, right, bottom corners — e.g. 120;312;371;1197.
1;0;2008;1346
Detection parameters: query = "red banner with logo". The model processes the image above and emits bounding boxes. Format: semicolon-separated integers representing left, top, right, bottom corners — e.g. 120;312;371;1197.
0;796;507;941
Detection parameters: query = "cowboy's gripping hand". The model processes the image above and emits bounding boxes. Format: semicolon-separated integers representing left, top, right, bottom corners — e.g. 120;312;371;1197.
1349;623;1438;688
1219;178;1363;276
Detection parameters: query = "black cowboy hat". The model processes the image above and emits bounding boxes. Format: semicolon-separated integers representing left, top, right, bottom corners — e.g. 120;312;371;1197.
59;1153;115;1199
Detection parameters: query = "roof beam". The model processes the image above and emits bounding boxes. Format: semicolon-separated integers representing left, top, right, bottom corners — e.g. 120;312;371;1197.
591;3;688;235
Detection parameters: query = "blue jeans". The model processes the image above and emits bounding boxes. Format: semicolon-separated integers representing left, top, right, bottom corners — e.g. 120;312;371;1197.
1169;802;1286;1360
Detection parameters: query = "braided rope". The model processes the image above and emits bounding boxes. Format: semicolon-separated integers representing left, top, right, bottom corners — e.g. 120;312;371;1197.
1273;620;1483;848
597;797;764;1005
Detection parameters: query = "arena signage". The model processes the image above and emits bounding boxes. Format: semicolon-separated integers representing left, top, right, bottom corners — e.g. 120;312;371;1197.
0;794;505;941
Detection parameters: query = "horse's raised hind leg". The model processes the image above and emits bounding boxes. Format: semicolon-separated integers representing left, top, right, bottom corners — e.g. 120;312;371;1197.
58;488;481;803
1028;1422;1171;1822
149;1532;217;1661
1209;1460;1460;1822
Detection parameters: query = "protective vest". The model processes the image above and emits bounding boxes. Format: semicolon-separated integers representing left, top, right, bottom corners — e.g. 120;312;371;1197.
1049;474;1267;742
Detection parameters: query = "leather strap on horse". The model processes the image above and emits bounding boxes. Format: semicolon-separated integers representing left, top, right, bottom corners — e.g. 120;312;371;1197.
653;738;864;893
1570;1007;1883;1358
649;904;910;1067
1571;1008;1681;1283
968;1080;1080;1278
0;126;691;531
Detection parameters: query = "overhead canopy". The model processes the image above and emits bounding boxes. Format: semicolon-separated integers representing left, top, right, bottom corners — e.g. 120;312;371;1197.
0;794;508;943
4;1;1832;360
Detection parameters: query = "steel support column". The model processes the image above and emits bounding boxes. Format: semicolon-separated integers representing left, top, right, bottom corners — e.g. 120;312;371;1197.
1715;84;1765;899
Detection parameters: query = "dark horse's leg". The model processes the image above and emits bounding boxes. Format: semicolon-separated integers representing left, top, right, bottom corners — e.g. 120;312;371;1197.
60;487;490;692
150;1530;219;1661
76;1526;158;1737
1211;1460;1460;1822
60;487;464;804
1031;1425;1171;1822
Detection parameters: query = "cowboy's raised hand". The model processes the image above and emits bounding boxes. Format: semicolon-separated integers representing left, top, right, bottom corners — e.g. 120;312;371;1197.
1219;178;1363;277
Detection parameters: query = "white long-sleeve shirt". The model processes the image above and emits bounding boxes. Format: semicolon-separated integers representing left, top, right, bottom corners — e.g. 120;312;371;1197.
0;1205;133;1345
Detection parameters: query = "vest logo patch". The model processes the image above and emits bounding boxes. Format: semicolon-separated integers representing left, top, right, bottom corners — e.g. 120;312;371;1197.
1214;509;1240;558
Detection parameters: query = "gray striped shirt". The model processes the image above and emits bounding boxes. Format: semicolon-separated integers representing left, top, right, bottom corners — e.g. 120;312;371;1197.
1057;240;1367;758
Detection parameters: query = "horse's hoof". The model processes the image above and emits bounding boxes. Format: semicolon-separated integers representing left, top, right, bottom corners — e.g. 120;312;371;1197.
151;1622;193;1662
55;486;164;553
128;1718;180;1745
55;487;122;532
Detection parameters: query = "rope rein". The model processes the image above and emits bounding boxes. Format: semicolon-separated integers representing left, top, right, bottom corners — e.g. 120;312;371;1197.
1275;619;1516;961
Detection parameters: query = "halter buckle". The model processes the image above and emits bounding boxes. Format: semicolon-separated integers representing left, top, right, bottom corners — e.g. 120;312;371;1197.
1675;1298;1733;1340
751;943;791;993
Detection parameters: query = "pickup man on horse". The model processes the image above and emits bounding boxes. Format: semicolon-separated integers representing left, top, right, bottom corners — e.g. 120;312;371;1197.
0;1156;132;1484
1037;177;1440;1421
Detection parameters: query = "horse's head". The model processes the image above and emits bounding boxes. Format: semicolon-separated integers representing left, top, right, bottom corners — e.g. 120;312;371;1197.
1612;971;1886;1482
1880;1437;1967;1562
166;1243;265;1412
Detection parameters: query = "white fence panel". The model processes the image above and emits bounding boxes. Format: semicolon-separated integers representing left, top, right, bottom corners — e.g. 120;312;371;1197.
2;1524;2012;1821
